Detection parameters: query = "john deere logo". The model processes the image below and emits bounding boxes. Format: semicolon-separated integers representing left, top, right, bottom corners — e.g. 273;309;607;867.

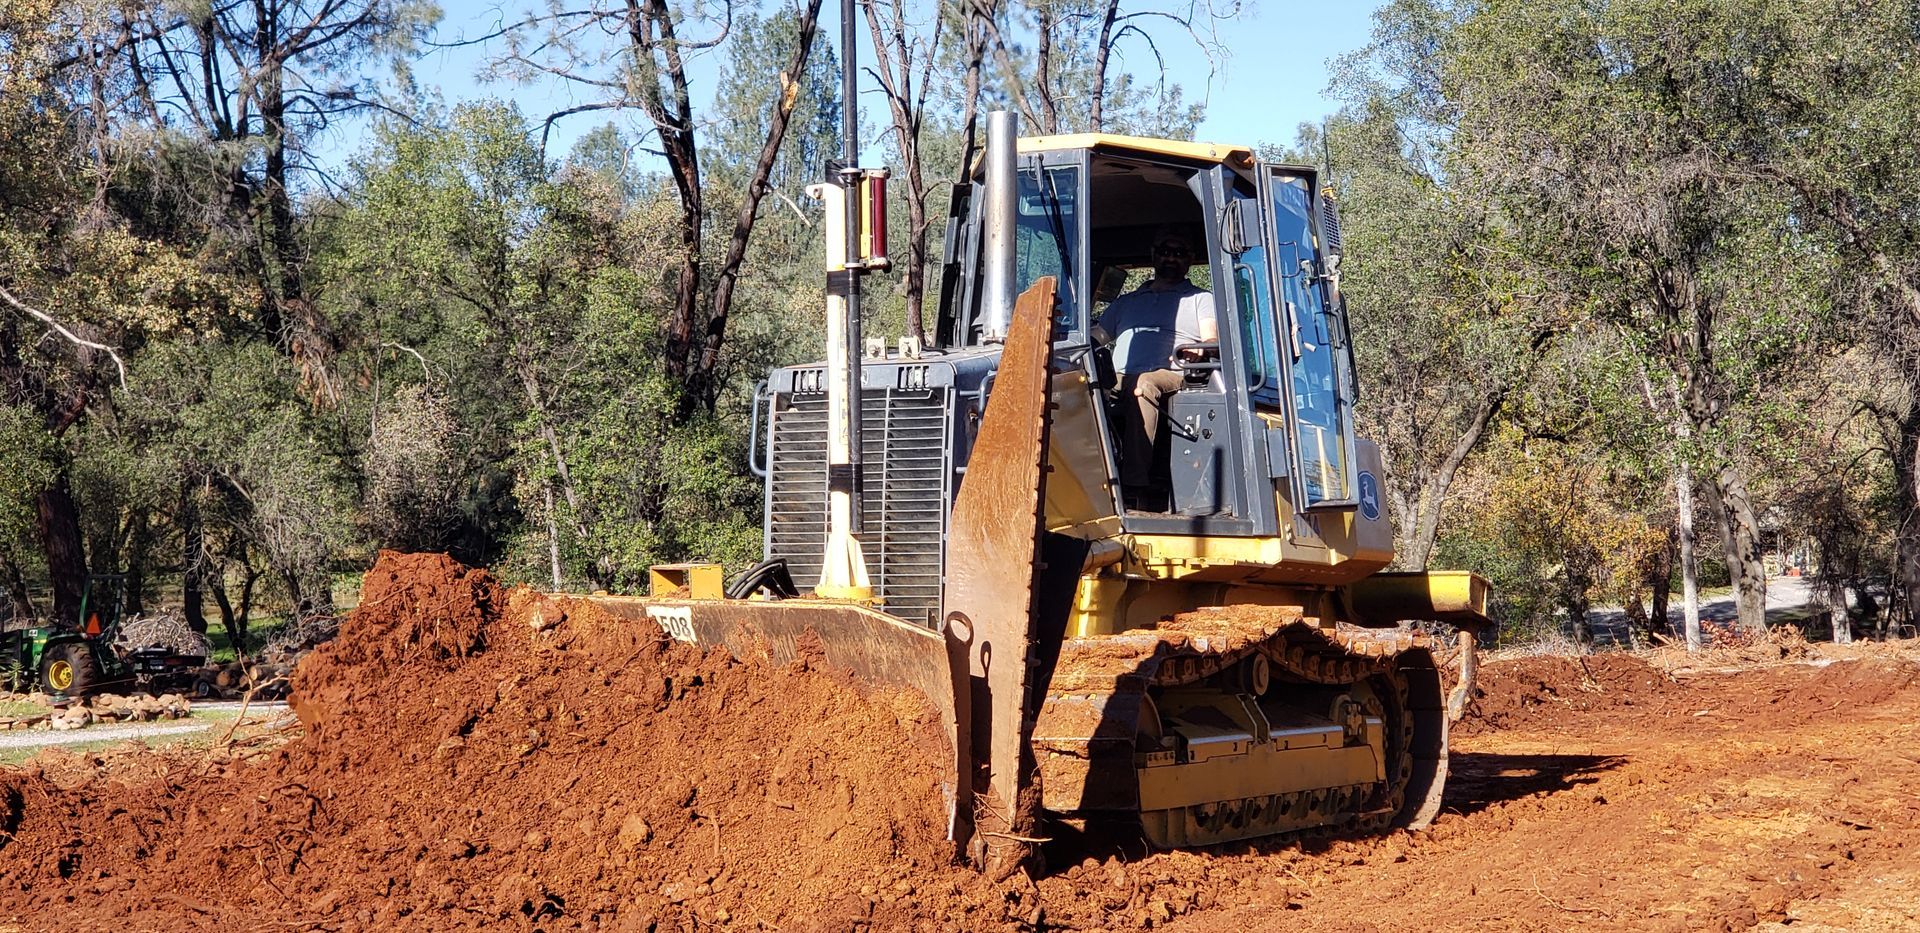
1358;470;1380;521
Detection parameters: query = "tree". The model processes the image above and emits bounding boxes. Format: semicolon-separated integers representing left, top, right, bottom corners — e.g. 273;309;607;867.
1435;0;1832;634
492;0;828;417
1736;2;1920;627
981;0;1215;138
2;1;253;624
320;104;764;589
110;0;436;397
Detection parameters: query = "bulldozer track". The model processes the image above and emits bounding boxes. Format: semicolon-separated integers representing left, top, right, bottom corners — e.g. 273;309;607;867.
1036;607;1436;847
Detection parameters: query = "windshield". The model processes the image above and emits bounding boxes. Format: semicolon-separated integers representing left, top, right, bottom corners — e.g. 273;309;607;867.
1014;165;1082;337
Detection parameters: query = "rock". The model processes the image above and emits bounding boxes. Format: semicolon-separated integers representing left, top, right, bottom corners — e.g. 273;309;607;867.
50;708;92;731
617;814;653;848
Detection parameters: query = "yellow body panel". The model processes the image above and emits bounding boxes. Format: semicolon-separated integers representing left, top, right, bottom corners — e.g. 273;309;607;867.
647;563;725;600
1349;570;1492;628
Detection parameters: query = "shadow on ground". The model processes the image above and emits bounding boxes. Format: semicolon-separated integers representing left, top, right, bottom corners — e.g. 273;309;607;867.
1441;752;1626;819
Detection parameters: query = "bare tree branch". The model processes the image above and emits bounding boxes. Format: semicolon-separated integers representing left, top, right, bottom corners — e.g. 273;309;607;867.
0;284;128;391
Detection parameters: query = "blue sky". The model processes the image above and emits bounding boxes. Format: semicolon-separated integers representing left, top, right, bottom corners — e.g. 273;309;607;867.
318;0;1382;171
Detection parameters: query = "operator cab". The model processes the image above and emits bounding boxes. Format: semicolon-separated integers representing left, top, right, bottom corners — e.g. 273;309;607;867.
938;135;1362;540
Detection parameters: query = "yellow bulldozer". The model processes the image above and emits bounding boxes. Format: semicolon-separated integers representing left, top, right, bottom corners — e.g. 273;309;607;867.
589;112;1490;875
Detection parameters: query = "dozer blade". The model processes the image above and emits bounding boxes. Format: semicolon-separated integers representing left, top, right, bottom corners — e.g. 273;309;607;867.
578;594;971;846
941;276;1059;878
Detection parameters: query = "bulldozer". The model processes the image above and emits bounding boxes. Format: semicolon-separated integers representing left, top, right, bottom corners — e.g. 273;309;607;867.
588;111;1491;875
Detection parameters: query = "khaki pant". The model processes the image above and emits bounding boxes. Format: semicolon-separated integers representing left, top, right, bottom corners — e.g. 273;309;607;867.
1117;369;1186;488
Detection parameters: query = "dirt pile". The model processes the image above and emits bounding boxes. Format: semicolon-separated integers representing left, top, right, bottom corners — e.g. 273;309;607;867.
1460;648;1920;737
1457;652;1687;735
0;552;1011;931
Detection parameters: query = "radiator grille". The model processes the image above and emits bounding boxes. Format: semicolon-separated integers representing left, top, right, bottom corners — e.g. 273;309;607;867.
766;387;952;627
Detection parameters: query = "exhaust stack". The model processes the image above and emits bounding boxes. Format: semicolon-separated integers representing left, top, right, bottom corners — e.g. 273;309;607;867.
978;111;1020;342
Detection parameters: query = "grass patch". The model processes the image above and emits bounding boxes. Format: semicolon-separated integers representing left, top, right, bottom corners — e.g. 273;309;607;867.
0;700;47;719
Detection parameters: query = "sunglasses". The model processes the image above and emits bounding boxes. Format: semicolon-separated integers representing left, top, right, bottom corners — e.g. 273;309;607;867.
1153;242;1191;256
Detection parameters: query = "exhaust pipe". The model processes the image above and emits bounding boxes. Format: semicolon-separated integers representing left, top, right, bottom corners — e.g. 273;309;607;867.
979;110;1019;342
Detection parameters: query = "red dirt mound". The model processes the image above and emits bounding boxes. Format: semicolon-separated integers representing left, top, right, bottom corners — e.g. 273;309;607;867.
0;552;1011;931
1457;652;1685;735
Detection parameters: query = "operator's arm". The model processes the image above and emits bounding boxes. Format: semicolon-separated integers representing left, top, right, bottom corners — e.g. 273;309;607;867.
1196;291;1218;342
1092;293;1132;348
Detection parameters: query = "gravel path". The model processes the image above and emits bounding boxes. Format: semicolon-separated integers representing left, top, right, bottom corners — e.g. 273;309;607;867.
0;720;210;750
0;701;291;752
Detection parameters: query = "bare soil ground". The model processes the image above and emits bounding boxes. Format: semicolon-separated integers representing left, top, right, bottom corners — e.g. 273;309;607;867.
0;552;1915;931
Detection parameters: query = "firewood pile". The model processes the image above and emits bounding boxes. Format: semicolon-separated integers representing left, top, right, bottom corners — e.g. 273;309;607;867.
191;661;293;701
112;610;214;659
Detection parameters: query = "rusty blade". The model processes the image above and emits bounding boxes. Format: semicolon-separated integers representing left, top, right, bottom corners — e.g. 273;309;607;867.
941;276;1058;878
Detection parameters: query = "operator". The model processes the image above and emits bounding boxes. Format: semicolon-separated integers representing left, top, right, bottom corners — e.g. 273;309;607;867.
1092;227;1217;511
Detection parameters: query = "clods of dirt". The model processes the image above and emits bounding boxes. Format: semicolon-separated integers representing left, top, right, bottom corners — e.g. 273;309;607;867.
1458;652;1687;735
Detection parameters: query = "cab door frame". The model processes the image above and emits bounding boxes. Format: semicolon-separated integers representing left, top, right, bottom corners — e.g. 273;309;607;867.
1259;163;1360;513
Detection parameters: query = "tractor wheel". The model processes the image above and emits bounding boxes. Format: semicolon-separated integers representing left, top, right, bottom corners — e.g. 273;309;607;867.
41;643;98;698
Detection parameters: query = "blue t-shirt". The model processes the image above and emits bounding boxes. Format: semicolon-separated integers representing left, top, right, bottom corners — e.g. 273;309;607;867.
1097;281;1215;374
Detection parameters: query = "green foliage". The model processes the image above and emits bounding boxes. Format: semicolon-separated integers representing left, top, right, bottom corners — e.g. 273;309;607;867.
11;0;1920;648
0;404;55;548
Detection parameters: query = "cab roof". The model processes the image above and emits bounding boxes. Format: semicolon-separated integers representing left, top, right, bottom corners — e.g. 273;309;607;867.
1016;133;1257;170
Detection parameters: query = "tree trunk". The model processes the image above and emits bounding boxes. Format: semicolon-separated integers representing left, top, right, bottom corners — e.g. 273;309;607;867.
519;359;601;585
688;0;826;414
1622;593;1649;648
861;0;930;345
1893;400;1920;632
546;482;564;590
1566;580;1593;647
953;1;988;180
1709;462;1768;634
1647;534;1673;637
1828;579;1852;644
281;568;303;621
237;563;258;646
1031;5;1059;134
181;477;208;633
122;508;149;617
1403;388;1506;571
35;475;87;627
210;564;249;659
1676;461;1702;651
1090;0;1120;131
625;0;705;385
1562;554;1594;647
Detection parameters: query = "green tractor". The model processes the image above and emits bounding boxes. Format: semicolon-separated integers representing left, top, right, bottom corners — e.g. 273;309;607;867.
0;576;206;699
